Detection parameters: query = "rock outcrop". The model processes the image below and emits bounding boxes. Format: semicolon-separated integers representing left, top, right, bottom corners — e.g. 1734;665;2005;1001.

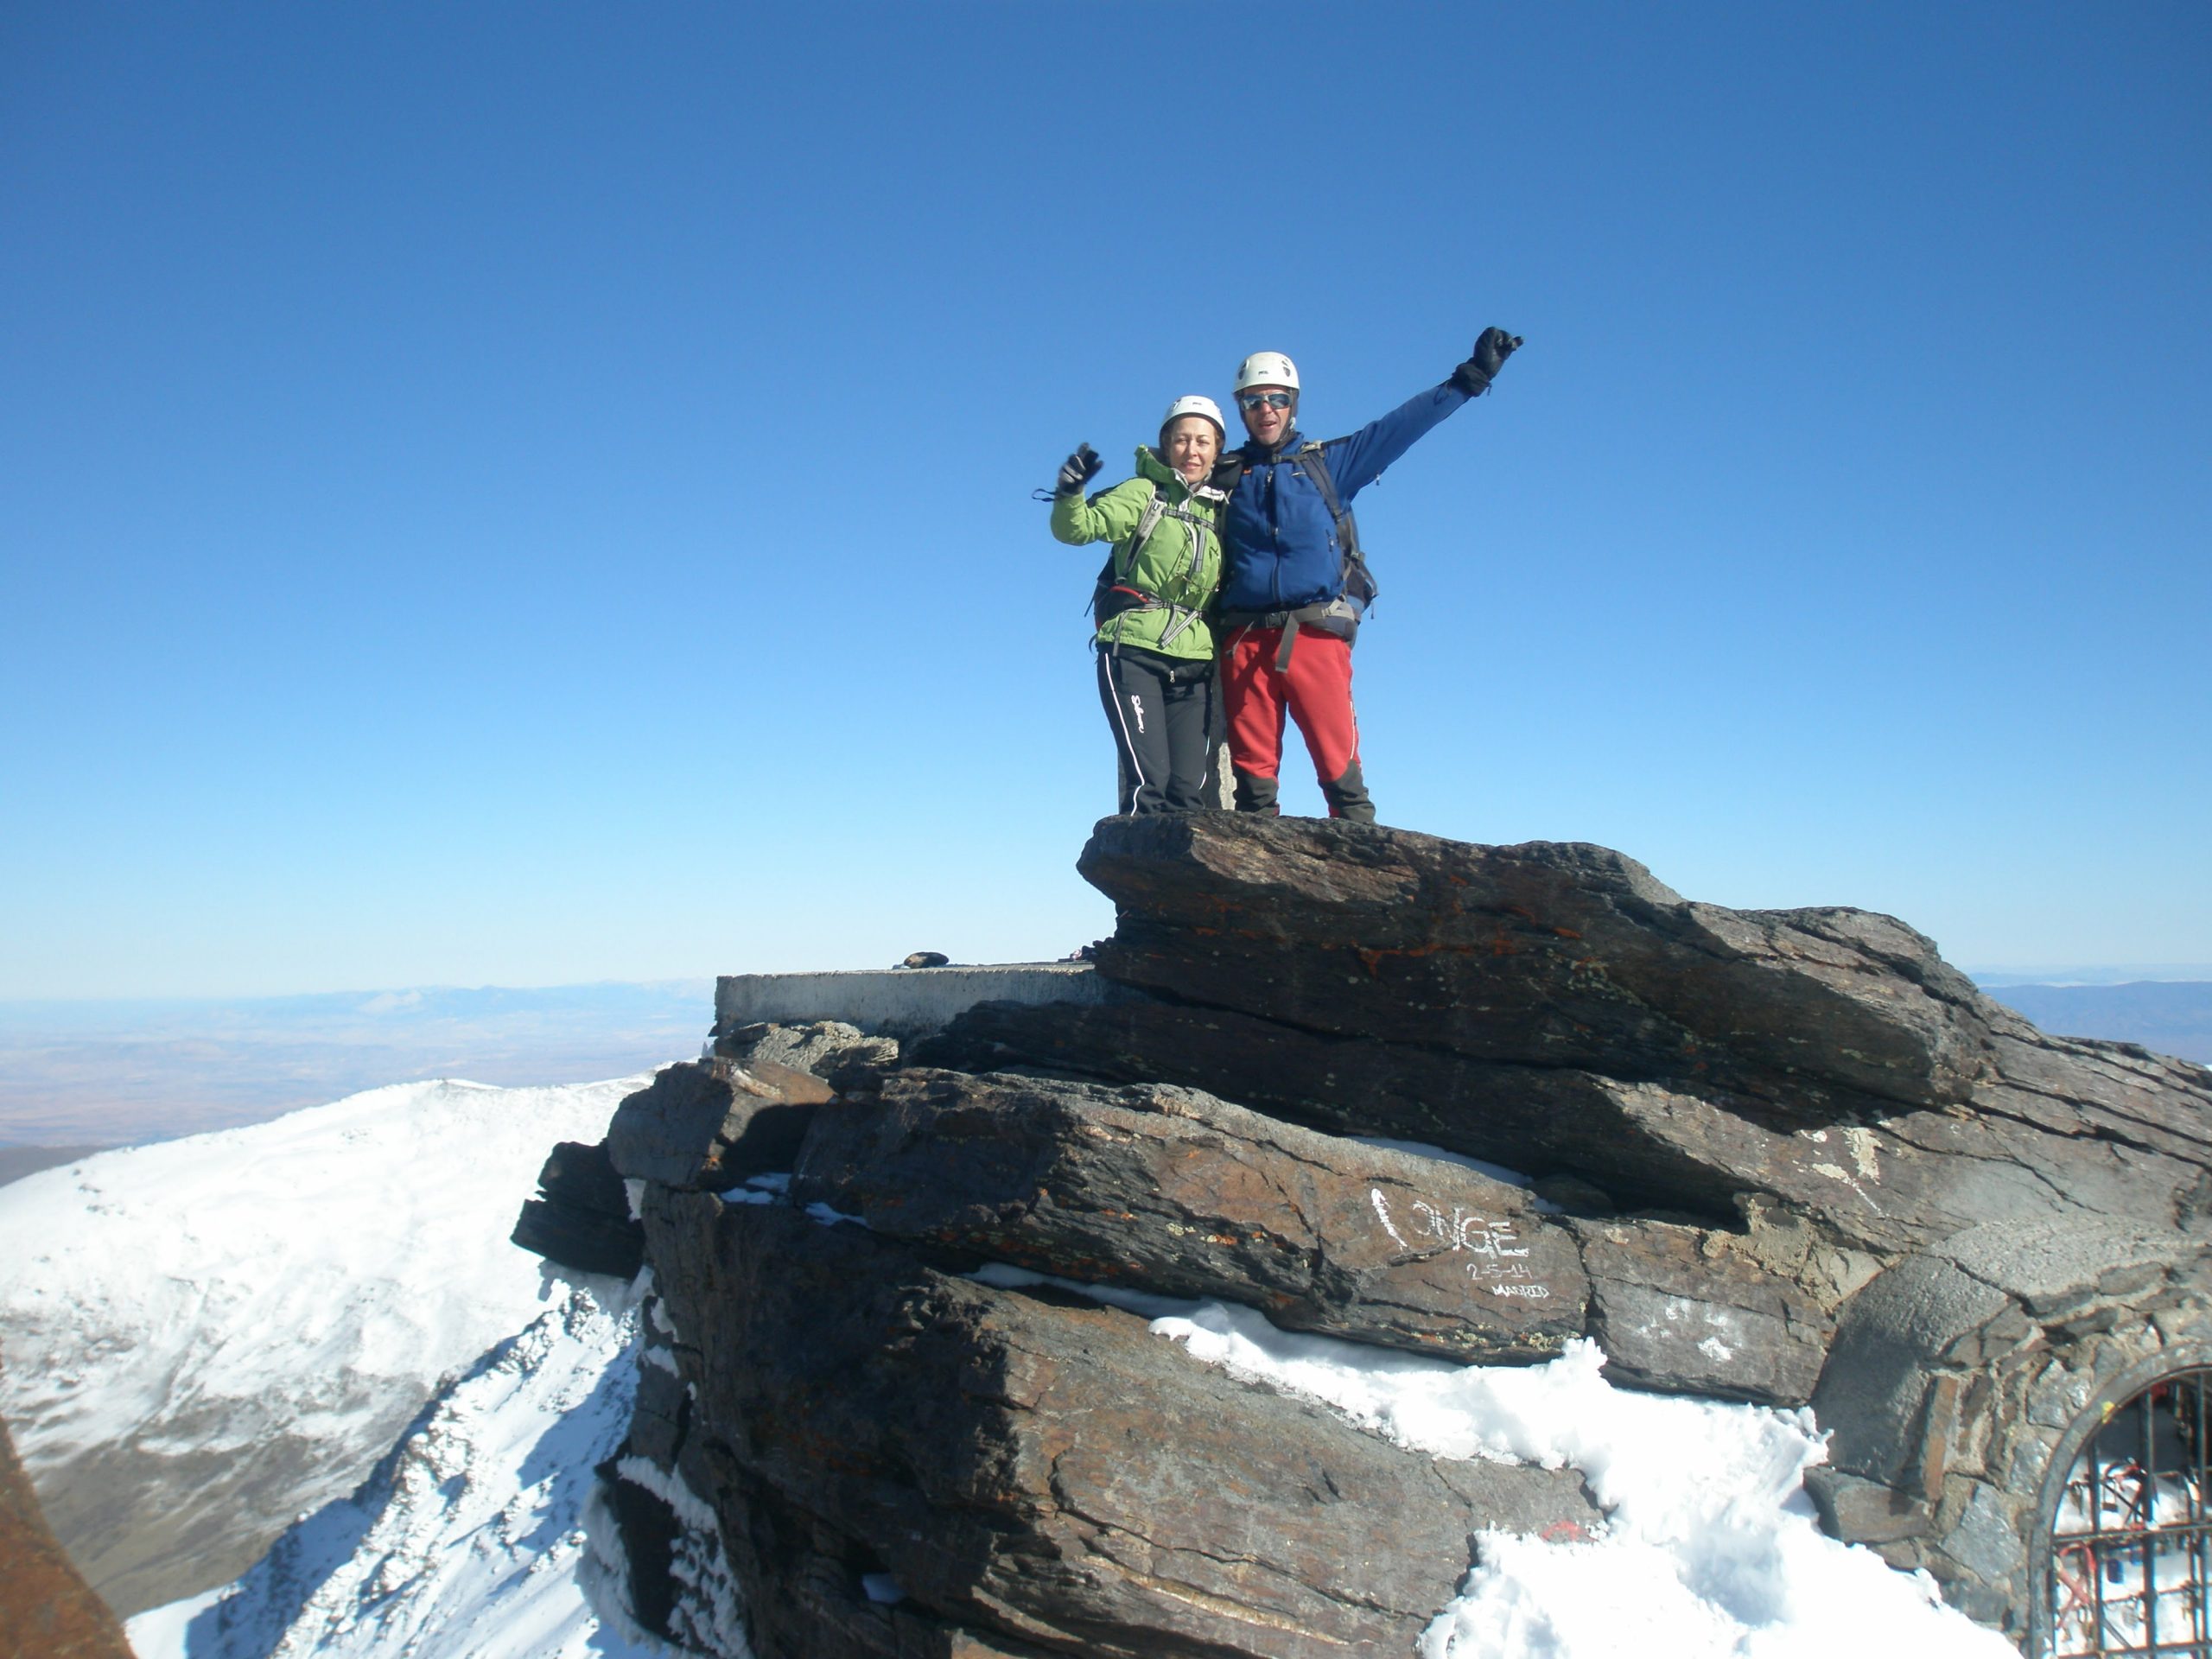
511;1139;645;1280
937;818;2211;1260
791;1068;1586;1363
607;1054;833;1192
545;814;2212;1656
647;1196;1597;1659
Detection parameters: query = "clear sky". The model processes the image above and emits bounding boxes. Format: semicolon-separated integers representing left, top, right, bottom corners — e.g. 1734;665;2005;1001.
3;2;2206;999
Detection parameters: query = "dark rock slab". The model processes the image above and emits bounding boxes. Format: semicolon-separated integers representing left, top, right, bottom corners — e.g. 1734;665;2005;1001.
606;1058;831;1191
918;817;2212;1265
923;998;2037;1258
1077;813;1996;1116
510;1139;644;1279
702;1458;1065;1659
918;997;1764;1222
1566;1218;1833;1403
643;1192;1600;1659
791;1068;1586;1363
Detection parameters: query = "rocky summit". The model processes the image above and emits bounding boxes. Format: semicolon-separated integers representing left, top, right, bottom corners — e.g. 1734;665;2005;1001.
535;816;2212;1656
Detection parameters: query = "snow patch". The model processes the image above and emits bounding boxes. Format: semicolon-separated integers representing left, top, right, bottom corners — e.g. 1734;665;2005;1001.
1141;1301;2015;1657
614;1454;720;1535
969;1262;2015;1655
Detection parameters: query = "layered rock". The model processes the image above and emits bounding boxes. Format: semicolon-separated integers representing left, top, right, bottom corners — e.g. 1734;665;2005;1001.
510;1139;644;1280
791;1068;1585;1363
931;816;2211;1262
642;1196;1598;1659
552;813;2212;1655
918;815;2212;1646
582;1062;1821;1651
606;1055;833;1191
1078;821;1995;1113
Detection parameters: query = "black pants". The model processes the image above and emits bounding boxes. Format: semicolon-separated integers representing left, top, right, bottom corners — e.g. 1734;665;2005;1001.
1097;645;1220;814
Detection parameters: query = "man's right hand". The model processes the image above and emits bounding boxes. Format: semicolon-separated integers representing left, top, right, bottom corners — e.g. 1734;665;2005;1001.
1452;327;1524;397
1056;443;1103;497
1474;327;1522;379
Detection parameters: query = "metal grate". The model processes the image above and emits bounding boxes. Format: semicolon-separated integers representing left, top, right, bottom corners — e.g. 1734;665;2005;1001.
2050;1367;2211;1658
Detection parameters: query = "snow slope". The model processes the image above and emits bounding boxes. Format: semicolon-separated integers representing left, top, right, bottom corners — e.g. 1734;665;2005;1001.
126;1280;690;1659
0;1075;652;1616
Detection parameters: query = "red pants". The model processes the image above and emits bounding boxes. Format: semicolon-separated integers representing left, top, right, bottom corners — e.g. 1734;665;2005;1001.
1221;626;1371;819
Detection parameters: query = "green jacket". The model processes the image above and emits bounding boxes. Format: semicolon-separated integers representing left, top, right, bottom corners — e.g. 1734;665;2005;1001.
1051;446;1224;661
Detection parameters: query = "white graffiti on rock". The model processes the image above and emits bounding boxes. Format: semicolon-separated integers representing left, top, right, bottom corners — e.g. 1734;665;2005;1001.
1369;1189;1552;1300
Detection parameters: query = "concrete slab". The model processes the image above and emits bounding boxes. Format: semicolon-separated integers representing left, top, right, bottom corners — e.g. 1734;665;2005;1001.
715;962;1124;1041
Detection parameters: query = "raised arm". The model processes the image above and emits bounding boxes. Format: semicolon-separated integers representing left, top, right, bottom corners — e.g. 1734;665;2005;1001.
1325;327;1522;499
1051;473;1154;547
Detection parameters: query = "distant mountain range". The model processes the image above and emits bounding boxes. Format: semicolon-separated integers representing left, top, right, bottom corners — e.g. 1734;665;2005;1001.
0;981;712;1149
0;973;2203;1161
1974;979;2212;1064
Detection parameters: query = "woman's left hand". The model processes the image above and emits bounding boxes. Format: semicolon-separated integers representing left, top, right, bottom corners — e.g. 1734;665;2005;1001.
1057;443;1103;497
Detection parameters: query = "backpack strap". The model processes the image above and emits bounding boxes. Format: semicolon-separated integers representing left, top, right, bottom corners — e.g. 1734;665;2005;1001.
1116;489;1172;582
1091;480;1224;643
1090;484;1166;625
1291;442;1378;610
1291;444;1347;537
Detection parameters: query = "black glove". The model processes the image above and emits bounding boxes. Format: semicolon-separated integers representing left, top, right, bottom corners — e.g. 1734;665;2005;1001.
1055;442;1103;497
1452;327;1524;396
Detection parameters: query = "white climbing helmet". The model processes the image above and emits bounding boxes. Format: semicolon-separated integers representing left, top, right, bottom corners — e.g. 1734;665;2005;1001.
1160;394;1226;442
1232;351;1300;393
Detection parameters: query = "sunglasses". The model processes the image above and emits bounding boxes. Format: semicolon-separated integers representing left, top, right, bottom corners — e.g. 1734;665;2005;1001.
1236;391;1294;411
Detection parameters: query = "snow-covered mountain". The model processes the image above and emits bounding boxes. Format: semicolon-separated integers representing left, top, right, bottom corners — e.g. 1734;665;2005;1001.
124;1280;687;1659
0;1076;650;1618
6;1071;2025;1658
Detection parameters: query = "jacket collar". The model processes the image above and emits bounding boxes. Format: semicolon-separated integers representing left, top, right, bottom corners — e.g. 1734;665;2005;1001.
1135;446;1198;497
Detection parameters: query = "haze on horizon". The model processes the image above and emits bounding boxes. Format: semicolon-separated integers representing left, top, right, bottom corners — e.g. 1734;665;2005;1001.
3;3;2205;1005
7;963;2212;1157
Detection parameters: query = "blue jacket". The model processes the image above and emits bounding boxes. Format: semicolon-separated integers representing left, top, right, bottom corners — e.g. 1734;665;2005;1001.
1217;381;1472;615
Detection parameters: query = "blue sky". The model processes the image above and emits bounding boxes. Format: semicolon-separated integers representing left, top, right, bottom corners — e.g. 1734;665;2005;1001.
3;2;2206;999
